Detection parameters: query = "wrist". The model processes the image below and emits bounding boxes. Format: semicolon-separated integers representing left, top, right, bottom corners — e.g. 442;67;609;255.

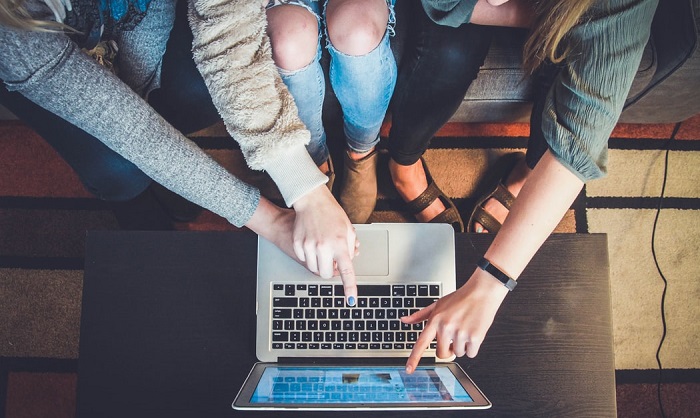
292;184;331;212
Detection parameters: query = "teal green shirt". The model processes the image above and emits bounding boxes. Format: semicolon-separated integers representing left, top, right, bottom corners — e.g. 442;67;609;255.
421;0;659;181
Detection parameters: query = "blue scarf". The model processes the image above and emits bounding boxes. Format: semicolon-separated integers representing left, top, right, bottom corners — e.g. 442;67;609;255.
99;0;152;22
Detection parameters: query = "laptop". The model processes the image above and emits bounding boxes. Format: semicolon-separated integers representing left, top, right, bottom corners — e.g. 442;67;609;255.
233;223;491;410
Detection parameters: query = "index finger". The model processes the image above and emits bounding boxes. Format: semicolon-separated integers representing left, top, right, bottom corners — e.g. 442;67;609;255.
405;323;436;374
335;252;357;307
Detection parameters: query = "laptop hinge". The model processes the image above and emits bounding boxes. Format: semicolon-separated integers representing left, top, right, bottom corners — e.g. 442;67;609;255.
277;357;436;366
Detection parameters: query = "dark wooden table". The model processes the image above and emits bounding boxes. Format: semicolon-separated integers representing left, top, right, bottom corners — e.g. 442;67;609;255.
77;231;615;417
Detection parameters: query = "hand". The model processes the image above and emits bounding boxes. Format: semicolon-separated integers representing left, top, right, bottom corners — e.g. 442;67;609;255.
402;270;509;373
292;185;359;305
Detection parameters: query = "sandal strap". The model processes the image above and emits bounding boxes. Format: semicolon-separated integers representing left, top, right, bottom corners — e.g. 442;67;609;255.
430;206;464;231
492;183;516;210
470;206;502;233
405;180;441;215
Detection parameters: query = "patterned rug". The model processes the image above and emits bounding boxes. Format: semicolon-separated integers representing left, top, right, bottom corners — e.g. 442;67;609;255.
1;116;699;417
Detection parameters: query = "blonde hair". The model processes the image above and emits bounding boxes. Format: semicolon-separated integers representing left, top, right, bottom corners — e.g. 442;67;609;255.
0;0;64;31
523;0;597;74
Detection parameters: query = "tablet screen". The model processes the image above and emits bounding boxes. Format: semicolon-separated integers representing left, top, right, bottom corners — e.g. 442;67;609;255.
233;363;491;410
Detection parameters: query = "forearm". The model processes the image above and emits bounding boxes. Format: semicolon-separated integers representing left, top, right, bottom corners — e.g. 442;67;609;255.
1;27;261;227
470;0;533;28
187;0;326;206
483;150;584;280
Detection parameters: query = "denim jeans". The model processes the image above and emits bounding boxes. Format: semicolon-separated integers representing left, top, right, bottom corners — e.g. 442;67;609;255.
388;1;493;166
270;0;397;166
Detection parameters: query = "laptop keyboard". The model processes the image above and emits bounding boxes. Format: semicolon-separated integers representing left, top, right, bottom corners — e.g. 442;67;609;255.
270;283;440;351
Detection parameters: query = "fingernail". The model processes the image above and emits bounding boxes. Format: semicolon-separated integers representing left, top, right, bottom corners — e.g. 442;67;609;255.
475;225;483;233
405;365;412;373
347;296;356;307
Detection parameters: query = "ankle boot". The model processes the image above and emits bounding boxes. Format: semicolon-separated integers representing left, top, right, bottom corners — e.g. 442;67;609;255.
339;149;378;223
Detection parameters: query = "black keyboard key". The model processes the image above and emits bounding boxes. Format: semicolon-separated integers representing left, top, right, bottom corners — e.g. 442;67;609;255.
394;343;405;349
387;309;397;319
293;309;303;319
290;332;300;342
329;309;339;319
357;285;391;296
334;285;344;296
334;298;344;307
370;298;380;307
361;332;371;342
272;320;282;330
308;285;318;296
300;298;310;307
273;284;284;291
320;285;333;296
382;343;393;350
407;285;417;296
272;343;283;349
297;343;307;349
322;298;333;307
272;332;288;341
295;320;306;330
284;343;295;349
311;298;321;307
302;332;312;342
358;343;369;349
418;285;429;296
378;321;388;330
383;332;394;342
376;310;386;319
273;309;292;319
317;309;327;319
366;320;377;330
284;320;294;330
313;332;324;342
349;332;359;342
381;297;391;307
305;309;315;319
337;332;347;342
340;309;351;319
357;298;368;308
408;332;417;342
416;298;437;307
372;332;382;342
310;343;320;349
363;309;374;319
320;320;329;330
430;285;440;296
333;343;344;350
331;321;341;330
354;321;365;331
343;320;353;330
404;298;415;308
396;333;406;342
392;298;402;308
345;343;356;349
297;284;307;291
308;320;318;330
370;343;380;350
352;309;362;319
321;343;332;349
392;285;406;296
390;320;400;330
285;284;295;296
325;332;335;342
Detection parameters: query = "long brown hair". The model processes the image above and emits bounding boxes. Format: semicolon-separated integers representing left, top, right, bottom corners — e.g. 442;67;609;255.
523;0;597;74
0;0;64;31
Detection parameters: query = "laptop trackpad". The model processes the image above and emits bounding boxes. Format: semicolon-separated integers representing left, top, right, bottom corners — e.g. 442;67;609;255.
353;229;389;276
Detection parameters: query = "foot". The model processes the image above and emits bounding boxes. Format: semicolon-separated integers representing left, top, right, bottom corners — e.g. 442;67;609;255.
389;158;446;223
473;157;531;233
338;148;378;223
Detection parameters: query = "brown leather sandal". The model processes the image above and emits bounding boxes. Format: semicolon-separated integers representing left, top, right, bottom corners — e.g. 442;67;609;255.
404;157;465;233
467;152;524;233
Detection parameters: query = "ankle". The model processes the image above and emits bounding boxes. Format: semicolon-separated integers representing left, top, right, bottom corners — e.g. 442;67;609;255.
389;158;423;189
348;147;375;161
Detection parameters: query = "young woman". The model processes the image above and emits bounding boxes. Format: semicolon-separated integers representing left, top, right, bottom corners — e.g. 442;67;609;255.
0;0;360;304
265;0;397;224
390;0;659;372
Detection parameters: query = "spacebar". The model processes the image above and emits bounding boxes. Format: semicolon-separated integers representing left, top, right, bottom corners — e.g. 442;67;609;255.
356;285;391;296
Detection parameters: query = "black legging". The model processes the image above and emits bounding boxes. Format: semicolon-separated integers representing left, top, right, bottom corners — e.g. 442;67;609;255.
388;1;493;166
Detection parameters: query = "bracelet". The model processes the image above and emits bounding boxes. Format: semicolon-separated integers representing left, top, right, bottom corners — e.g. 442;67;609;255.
477;257;518;291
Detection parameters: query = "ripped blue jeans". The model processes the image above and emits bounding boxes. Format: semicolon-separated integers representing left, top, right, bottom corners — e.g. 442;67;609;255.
268;0;397;166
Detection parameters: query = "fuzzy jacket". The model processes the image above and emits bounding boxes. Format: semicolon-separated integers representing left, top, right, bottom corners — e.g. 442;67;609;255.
188;0;326;206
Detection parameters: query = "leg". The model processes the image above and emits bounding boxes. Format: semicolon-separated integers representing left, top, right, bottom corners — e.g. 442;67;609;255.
325;0;397;223
148;0;220;135
266;1;329;171
388;2;492;223
470;61;561;232
0;85;180;230
326;0;396;156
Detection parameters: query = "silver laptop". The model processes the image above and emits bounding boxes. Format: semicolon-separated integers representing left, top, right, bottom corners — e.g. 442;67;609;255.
233;223;491;410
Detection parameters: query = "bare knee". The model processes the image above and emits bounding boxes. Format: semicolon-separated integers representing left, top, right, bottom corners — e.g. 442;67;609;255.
266;5;319;71
326;0;389;56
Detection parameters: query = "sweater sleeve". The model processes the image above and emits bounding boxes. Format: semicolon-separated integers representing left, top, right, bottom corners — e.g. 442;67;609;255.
0;20;261;227
540;0;659;182
420;0;478;27
187;0;327;207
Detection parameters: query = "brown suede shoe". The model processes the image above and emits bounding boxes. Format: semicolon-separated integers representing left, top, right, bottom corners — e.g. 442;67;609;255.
339;149;378;223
